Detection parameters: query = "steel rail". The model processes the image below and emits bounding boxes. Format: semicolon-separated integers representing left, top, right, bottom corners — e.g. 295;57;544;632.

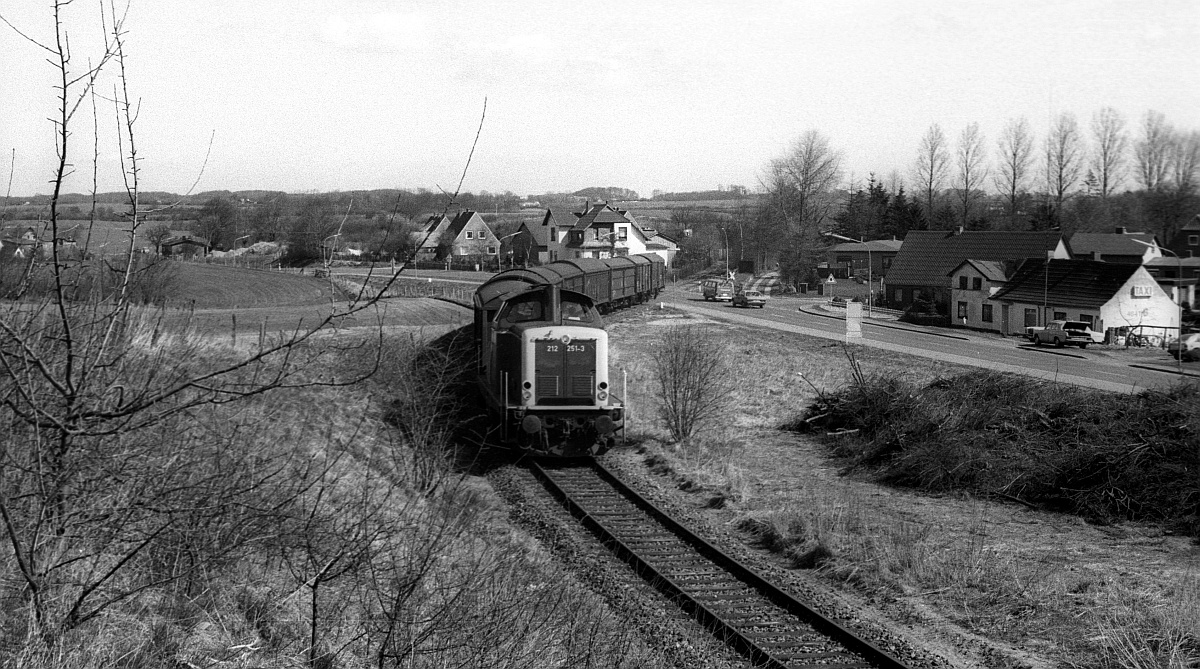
528;457;914;669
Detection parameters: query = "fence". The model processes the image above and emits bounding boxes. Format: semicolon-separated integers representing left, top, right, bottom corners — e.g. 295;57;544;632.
337;276;474;307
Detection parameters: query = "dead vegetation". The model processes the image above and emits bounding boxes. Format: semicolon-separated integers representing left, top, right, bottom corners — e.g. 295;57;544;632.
792;355;1200;534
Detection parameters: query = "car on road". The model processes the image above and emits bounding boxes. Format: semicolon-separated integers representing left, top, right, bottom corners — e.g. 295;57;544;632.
1168;332;1200;361
701;279;735;302
1028;320;1094;348
732;289;767;309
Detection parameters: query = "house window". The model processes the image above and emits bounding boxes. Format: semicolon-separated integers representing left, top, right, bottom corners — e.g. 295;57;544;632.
618;227;628;240
894;289;903;302
1079;314;1094;327
1053;311;1067;320
957;301;968;319
972;277;982;290
958;276;968;290
1024;308;1037;327
465;231;473;239
487;246;496;254
1189;235;1199;246
982;304;993;323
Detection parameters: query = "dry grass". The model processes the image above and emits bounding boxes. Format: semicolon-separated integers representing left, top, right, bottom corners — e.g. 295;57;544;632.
604;305;1200;668
1;320;652;668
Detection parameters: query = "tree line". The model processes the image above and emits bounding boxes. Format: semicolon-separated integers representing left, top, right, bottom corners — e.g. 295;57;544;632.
666;111;1199;287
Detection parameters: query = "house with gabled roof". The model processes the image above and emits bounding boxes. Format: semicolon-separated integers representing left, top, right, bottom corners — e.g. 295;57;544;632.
412;210;499;261
948;259;1017;330
989;258;1178;339
884;229;1067;312
562;203;651;260
1066;227;1160;264
517;206;580;264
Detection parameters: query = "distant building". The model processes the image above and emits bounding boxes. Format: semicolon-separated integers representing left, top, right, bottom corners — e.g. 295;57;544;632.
885;229;1067;311
1066;228;1160;264
825;238;903;279
413;210;499;261
160;234;211;258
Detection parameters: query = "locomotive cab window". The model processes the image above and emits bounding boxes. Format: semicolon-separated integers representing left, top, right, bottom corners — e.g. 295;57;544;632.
499;296;545;324
561;299;593;323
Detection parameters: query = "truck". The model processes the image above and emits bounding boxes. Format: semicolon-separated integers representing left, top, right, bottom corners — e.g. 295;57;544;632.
1025;320;1095;348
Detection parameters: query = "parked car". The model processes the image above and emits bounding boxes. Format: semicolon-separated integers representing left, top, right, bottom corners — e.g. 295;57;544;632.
1028;320;1093;348
732;289;767;309
1168;332;1200;361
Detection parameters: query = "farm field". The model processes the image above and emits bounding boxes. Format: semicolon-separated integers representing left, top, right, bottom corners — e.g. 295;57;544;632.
160;263;471;341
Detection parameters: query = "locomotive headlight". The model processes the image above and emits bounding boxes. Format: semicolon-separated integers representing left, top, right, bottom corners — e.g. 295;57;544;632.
597;390;608;401
560;334;571;344
522;390;532;400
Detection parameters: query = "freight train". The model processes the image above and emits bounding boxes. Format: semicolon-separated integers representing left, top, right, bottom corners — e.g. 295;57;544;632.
473;254;665;456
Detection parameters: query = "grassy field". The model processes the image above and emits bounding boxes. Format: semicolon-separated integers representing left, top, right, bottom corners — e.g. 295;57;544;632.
603;304;1200;669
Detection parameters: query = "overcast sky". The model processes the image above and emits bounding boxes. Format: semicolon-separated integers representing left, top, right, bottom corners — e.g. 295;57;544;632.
2;1;1198;199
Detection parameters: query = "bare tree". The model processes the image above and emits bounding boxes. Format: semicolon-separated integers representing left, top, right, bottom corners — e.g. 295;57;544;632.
993;117;1034;222
1090;107;1128;199
1044;112;1083;208
764;130;844;234
913;123;950;222
651;324;735;447
955;123;988;226
1135;110;1172;192
1168;129;1200;196
0;2;426;647
761;130;843;284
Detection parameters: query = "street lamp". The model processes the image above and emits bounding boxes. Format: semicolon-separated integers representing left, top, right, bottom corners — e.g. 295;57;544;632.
824;232;871;316
1132;239;1184;375
718;226;730;277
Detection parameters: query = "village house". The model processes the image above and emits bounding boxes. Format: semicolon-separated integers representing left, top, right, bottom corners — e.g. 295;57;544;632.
947;259;1017;330
562;203;650;260
412;210;499;262
989;258;1179;340
824;238;903;280
1065;228;1160;264
884;229;1067;312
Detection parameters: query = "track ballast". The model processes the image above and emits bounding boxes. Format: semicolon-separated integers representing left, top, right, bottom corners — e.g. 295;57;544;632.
530;458;915;669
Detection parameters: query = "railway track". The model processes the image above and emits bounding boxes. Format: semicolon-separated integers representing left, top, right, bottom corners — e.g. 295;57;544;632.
529;458;914;669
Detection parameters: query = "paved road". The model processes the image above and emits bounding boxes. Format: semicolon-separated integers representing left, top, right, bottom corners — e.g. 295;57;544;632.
659;290;1197;394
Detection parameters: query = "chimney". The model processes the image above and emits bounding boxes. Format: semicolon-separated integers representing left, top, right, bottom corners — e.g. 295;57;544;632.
1115;226;1127;234
1092;251;1101;261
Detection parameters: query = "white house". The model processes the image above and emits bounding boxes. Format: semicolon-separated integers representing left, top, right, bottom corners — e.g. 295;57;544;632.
990;258;1179;340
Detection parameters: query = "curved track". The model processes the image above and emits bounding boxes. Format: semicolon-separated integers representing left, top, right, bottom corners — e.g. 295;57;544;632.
530;458;914;669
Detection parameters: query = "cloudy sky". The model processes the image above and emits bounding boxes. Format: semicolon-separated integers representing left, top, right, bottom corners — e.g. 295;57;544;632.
1;0;1197;199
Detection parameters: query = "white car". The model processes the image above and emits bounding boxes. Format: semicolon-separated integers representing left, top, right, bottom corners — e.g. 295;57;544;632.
1168;332;1200;361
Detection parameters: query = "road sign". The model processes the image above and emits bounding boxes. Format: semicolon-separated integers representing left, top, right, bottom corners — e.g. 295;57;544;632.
826;274;837;284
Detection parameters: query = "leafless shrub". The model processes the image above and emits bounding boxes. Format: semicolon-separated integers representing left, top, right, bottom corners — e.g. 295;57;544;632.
650;324;735;446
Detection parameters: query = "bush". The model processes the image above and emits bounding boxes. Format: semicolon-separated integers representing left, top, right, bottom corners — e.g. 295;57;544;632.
650;324;735;446
795;369;1200;532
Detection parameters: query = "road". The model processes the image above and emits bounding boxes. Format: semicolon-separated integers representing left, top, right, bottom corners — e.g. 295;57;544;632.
658;290;1197;394
333;267;1196;393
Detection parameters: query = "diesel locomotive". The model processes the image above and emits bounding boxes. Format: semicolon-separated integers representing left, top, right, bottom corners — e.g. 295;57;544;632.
473;254;665;456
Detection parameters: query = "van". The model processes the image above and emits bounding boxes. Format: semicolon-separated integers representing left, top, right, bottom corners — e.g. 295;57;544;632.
701;279;735;302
